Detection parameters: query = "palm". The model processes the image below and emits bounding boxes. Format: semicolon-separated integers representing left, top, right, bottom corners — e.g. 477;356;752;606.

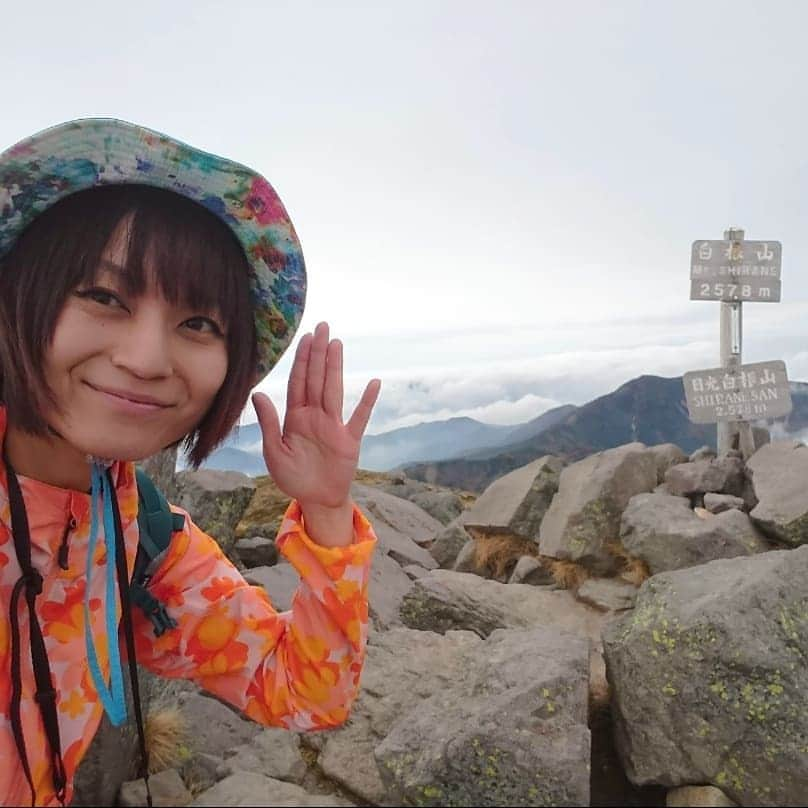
253;322;380;510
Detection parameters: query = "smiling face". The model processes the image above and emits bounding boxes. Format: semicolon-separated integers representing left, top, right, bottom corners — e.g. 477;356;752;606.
42;216;229;462
0;185;259;479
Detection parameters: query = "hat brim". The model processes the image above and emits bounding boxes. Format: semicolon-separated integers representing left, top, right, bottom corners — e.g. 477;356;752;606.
0;118;306;383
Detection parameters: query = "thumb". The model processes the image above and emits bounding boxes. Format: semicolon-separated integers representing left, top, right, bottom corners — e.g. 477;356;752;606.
252;392;283;462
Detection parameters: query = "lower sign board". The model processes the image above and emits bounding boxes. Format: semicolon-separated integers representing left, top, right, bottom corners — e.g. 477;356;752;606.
683;360;792;423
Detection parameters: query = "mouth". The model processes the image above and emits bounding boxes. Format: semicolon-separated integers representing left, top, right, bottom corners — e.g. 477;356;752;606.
85;382;171;411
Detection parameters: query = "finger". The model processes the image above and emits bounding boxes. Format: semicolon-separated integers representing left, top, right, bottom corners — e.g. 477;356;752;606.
287;333;312;411
323;338;344;419
346;378;381;441
252;392;283;472
306;321;329;408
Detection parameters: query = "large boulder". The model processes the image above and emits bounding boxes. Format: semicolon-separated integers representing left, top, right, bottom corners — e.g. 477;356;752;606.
350;483;440;568
747;440;808;546
603;546;808;806
648;444;688;484
539;443;658;573
462;455;563;541
174;469;256;556
374;627;591;806
620;493;770;574
399;569;612;704
234;475;291;540
431;519;472;568
190;773;351;807
664;457;744;498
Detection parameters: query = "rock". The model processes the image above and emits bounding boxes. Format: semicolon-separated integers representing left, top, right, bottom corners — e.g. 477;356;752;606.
350;483;439;568
649;444;688;484
318;627;482;804
620;493;770;574
234;536;278;568
752;426;770;450
368;550;415;628
431;519;472;568
451;540;486;576
690;446;717;462
703;493;746;514
539;443;658;573
222;728;307;784
603;546;808;806
180;753;224;797
119;769;192;807
189;773;351;806
576;578;637;611
666;784;738;806
747;440;808;546
177;693;261;760
244;564;299;611
508;555;555;586
402;564;430;580
462;455;563;541
399;569;611;703
374;627;591;807
235;476;291;540
410;489;466;525
174;469;256;555
664;457;745;498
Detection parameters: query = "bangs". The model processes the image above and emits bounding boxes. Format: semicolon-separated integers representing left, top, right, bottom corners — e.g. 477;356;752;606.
81;185;250;328
0;184;258;464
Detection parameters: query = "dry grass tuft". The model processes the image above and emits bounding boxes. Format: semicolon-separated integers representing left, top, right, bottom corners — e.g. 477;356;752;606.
145;706;189;774
605;540;651;586
543;558;590;590
471;532;540;580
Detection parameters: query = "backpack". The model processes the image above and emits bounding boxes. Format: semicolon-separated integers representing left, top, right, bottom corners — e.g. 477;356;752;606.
131;469;185;636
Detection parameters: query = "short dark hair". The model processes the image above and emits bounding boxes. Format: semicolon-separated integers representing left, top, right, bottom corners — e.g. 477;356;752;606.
0;184;258;467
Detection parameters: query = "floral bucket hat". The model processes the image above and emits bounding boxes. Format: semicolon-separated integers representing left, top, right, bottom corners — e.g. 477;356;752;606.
0;118;306;383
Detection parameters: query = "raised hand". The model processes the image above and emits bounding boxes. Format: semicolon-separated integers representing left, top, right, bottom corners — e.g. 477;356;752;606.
252;321;381;546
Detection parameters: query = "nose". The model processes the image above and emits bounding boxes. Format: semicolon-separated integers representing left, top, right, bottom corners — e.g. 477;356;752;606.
109;306;173;379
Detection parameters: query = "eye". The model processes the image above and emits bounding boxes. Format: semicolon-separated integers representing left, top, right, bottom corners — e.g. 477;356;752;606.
183;316;225;337
74;287;126;309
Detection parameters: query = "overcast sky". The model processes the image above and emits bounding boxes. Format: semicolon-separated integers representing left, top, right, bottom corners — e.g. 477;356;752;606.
3;1;807;435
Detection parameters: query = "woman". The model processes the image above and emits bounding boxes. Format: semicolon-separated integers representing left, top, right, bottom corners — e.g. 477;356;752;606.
0;118;381;806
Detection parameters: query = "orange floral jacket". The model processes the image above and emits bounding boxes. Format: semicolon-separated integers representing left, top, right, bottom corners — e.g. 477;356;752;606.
0;407;377;806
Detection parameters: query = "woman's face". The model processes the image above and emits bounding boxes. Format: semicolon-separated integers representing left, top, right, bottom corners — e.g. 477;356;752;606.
41;217;229;462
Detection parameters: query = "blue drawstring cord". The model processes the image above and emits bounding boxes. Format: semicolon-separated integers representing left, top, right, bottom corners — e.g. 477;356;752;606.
83;460;127;726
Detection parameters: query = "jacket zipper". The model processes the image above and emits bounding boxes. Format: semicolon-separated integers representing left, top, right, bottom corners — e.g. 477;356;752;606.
57;516;77;570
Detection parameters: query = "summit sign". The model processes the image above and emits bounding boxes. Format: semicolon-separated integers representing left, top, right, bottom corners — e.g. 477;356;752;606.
690;239;781;302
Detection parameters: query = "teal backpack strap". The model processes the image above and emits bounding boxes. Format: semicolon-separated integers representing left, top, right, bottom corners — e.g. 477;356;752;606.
132;469;184;636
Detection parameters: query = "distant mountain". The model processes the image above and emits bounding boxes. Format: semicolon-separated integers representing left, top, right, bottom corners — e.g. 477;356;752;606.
359;416;516;470
197;405;580;477
402;375;808;492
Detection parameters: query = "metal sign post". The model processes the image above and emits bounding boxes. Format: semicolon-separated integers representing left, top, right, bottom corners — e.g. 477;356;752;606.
688;228;789;459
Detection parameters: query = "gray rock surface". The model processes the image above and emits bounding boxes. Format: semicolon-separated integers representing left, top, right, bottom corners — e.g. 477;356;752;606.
603;546;808;806
178;693;261;760
244;564;299;611
190;772;352;806
620;492;769;574
703;493;746;514
431;519;472;568
462;455;563;541
508;555;555;586
234;535;277;568
747;440;808;546
119;769;192;807
368;551;415;628
576;578;637;611
222;728;307;784
664;457;745;498
351;483;439;568
689;446;717;462
174;469;256;555
539;443;658;573
374;627;591;806
649;444;688;484
666;784;738;806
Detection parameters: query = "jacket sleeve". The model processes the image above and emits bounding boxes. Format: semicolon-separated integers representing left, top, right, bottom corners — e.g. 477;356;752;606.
130;499;377;731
